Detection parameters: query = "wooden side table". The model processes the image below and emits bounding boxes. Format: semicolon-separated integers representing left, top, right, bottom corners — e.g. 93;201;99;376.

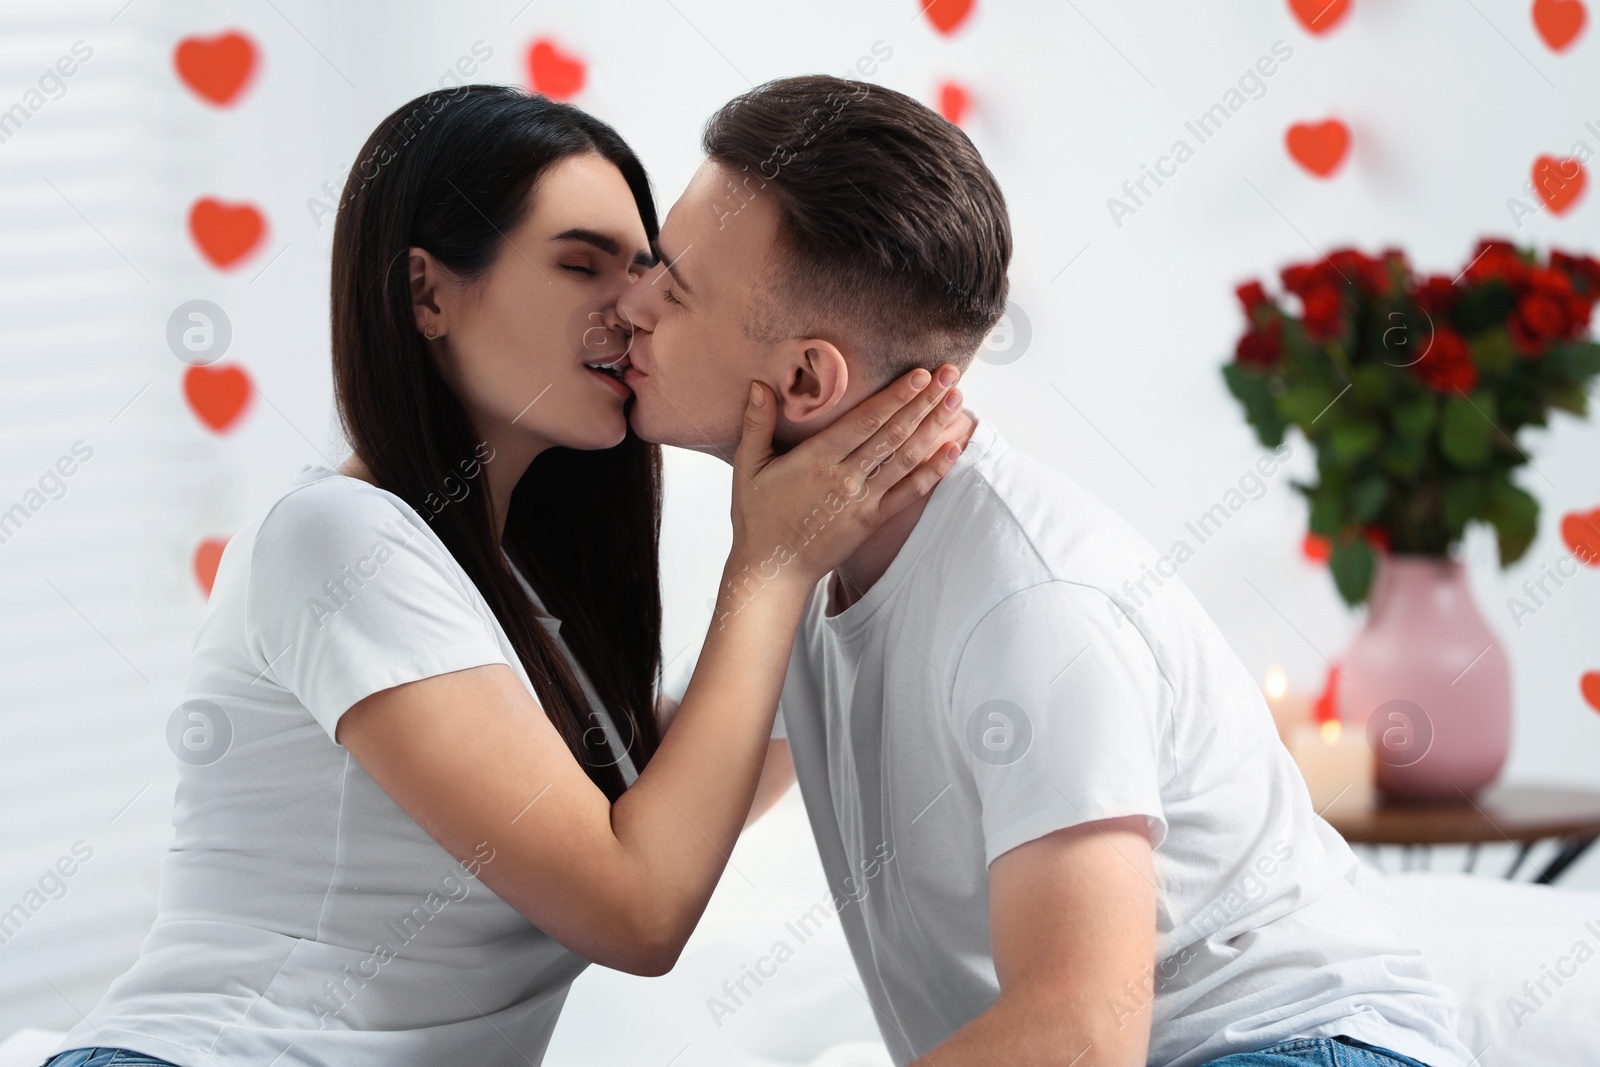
1323;784;1600;885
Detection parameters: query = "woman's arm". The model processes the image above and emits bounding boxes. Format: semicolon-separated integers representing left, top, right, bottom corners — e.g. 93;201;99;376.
656;693;794;828
337;368;963;975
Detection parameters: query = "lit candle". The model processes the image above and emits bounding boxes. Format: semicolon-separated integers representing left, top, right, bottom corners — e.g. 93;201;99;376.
1287;719;1375;818
1262;665;1314;745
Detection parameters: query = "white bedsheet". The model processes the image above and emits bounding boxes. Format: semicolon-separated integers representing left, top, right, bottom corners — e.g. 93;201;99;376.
1352;857;1600;1067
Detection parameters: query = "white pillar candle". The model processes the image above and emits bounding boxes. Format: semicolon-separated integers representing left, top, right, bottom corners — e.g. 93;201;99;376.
1287;719;1375;818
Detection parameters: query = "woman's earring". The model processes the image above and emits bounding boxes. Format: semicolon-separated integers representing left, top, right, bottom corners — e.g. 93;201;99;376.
424;324;438;339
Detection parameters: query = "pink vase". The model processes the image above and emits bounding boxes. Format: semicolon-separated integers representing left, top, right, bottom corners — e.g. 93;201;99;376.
1337;552;1511;803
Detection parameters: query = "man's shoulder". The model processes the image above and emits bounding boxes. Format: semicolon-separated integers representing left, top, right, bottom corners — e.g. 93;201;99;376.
926;422;1163;602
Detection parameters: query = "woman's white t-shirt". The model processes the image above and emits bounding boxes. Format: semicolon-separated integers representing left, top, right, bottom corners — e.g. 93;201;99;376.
54;465;627;1067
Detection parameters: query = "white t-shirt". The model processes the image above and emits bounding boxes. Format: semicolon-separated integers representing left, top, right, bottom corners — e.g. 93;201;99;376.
770;418;1474;1067
55;465;629;1067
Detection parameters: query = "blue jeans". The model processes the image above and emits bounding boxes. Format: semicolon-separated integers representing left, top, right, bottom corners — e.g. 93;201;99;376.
41;1050;181;1067
1198;1035;1438;1066
42;1037;1430;1067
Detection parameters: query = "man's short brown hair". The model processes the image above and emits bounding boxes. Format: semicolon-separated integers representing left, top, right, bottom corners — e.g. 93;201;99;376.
701;75;1012;382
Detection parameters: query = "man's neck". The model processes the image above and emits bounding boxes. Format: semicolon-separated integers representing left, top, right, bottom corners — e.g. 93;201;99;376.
828;411;977;615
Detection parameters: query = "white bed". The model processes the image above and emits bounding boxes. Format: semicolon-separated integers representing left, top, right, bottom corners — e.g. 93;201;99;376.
5;795;1596;1067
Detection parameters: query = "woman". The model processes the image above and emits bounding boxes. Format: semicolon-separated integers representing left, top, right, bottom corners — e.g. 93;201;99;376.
43;86;967;1067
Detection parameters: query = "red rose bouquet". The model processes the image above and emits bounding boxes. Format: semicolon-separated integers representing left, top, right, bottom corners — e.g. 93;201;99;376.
1224;239;1600;604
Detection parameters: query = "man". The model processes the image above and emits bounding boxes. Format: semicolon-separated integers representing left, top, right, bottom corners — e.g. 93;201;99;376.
619;76;1473;1067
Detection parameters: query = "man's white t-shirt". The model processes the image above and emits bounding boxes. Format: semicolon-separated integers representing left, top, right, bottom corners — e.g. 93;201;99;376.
768;418;1473;1067
55;465;631;1067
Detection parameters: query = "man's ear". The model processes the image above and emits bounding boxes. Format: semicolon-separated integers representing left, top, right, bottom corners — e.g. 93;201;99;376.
772;336;850;425
409;246;449;339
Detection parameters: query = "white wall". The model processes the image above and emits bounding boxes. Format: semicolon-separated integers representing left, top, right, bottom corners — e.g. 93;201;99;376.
1;0;1596;1044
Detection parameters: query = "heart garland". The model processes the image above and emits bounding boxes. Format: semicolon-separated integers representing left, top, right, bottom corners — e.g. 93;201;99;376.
174;30;258;106
184;364;253;434
922;0;976;35
1533;0;1588;52
1289;0;1352;35
527;39;586;99
193;537;231;597
1532;155;1588;215
189;198;267;270
1582;671;1600;712
1286;118;1351;177
938;81;971;126
1561;507;1600;565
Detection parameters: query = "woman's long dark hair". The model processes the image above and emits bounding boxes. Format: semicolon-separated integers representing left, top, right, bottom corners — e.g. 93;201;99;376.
331;86;662;801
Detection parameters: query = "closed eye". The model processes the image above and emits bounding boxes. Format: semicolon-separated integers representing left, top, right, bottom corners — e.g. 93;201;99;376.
662;287;682;306
561;264;597;277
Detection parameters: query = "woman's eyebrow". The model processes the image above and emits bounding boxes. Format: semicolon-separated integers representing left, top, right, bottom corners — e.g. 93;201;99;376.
551;228;620;254
552;228;653;267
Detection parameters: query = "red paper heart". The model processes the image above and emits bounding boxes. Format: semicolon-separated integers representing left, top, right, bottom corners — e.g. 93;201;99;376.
527;39;586;100
1561;507;1600;565
184;364;253;434
1289;0;1352;35
1532;155;1587;214
189;198;266;270
938;82;970;126
1533;0;1587;51
194;537;230;598
1286;119;1350;178
174;31;258;106
1582;671;1600;713
922;0;976;35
